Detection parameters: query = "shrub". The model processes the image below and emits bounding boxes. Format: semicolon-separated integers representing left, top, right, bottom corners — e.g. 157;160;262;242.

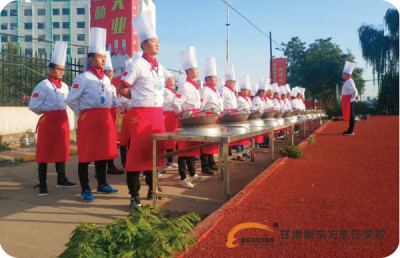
280;145;303;158
307;137;316;144
0;142;11;152
60;205;200;258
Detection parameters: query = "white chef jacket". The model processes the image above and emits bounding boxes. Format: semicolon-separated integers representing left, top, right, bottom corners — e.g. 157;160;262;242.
29;78;69;115
200;84;223;112
110;84;117;108
264;96;275;111
116;95;132;113
172;79;201;113
283;98;293;112
252;95;265;112
237;94;252;112
66;70;114;117
163;86;176;112
120;57;165;108
341;78;358;102
272;98;282;111
290;98;300;111
221;86;238;110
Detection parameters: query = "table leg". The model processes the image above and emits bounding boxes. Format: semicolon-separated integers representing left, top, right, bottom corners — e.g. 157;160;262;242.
152;139;158;206
222;142;230;200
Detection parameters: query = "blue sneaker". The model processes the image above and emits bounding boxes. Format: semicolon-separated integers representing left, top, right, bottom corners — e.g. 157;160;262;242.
97;185;118;194
81;189;94;202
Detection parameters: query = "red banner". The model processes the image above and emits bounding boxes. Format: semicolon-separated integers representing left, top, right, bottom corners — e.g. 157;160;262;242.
272;58;287;86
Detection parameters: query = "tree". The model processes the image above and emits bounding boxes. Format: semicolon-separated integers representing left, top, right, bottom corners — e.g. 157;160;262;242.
358;8;399;114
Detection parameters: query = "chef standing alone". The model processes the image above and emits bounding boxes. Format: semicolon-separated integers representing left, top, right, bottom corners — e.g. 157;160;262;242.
118;12;166;211
199;57;223;175
66;28;119;203
29;41;77;196
341;61;358;136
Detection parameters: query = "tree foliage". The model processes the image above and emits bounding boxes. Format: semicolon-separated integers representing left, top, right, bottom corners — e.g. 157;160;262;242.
358;8;399;114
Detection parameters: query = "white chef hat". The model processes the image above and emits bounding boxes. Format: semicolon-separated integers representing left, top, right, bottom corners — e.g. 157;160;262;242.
88;27;107;55
258;77;267;91
234;80;240;93
163;67;173;80
285;84;291;94
217;78;225;94
343;61;356;75
50;41;67;66
239;75;251;90
180;46;198;71
291;87;298;97
132;11;157;44
252;83;258;95
203;57;217;77
298;87;305;96
271;83;280;94
279;86;286;95
302;88;306;96
104;51;113;71
224;64;236;81
177;74;187;88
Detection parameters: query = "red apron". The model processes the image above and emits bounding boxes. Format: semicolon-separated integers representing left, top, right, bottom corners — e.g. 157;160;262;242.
77;108;118;163
177;109;201;157
125;107;165;172
163;111;178;150
36;110;69;163
119;112;130;147
341;95;351;121
201;112;219;154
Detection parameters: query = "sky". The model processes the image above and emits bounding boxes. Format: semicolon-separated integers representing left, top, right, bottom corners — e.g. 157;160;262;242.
154;0;398;99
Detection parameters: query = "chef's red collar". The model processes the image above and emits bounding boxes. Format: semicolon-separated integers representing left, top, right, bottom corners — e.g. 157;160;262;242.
88;66;104;80
166;86;176;94
239;93;250;101
48;76;61;89
186;78;199;90
142;53;159;69
224;85;235;92
266;96;273;100
205;83;217;92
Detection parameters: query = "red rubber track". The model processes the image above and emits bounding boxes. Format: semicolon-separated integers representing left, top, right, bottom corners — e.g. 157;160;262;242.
185;116;399;257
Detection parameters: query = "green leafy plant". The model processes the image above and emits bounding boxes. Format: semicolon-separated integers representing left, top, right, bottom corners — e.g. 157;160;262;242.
13;157;24;164
0;142;12;152
60;205;201;258
280;145;303;158
307;137;316;144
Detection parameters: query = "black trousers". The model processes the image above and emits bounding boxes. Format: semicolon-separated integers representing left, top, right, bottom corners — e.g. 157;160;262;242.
178;157;196;180
166;149;174;163
126;171;152;197
37;162;66;185
78;160;107;192
347;101;356;133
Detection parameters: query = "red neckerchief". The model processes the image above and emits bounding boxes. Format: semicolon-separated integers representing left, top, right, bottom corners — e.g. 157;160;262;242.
48;76;61;89
88;66;104;80
266;96;273;100
166;86;176;94
239;93;250;102
224;85;235;93
205;83;217;92
186;78;199;90
343;76;351;84
142;54;159;70
258;96;266;101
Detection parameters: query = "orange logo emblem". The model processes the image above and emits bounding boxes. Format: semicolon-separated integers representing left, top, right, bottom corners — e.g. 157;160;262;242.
226;223;274;248
131;115;139;125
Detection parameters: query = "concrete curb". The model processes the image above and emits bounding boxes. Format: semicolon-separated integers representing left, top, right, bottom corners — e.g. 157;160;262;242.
188;119;333;247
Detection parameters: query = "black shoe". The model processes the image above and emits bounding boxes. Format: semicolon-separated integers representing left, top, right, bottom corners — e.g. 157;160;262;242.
202;168;215;175
342;131;349;135
210;163;218;171
147;187;163;200
34;183;48;197
343;131;355;136
107;166;124;175
130;196;142;211
57;177;78;188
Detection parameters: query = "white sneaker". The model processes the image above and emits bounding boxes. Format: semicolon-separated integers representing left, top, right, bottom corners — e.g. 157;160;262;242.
191;174;206;182
180;178;194;189
167;162;178;168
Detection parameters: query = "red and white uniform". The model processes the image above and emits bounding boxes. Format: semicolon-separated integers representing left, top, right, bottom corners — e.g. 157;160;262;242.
283;98;293;112
341;78;358;121
163;85;178;149
29;77;70;163
120;54;166;171
272;98;282;111
172;78;201;157
252;95;265;112
221;85;238;111
117;95;132;147
237;94;252;111
290;97;301;111
66;67;118;163
265;96;275;111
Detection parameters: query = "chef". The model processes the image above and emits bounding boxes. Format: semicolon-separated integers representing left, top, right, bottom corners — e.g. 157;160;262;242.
172;46;206;189
284;84;293;111
272;83;282;111
235;75;252;159
252;77;267;146
221;64;238;113
264;80;275;111
118;12;166;210
66;28;119;203
341;61;358;136
29;41;77;196
199;57;223;175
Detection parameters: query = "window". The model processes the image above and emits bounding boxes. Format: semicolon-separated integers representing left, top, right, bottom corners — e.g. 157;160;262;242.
1;10;7;17
10;23;17;30
53;34;60;41
67;48;70;55
76;22;85;29
25;35;32;42
77;8;85;15
53;22;60;29
24;9;32;16
25;48;33;56
38;48;46;54
24;23;32;30
1;23;7;30
77;47;86;55
77;34;85;41
37;9;45;16
62;22;69;29
11;36;17;42
1;36;7;42
10;9;17;16
53;8;60;15
38;35;45;42
62;34;70;41
62;8;69;15
37;23;45;29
